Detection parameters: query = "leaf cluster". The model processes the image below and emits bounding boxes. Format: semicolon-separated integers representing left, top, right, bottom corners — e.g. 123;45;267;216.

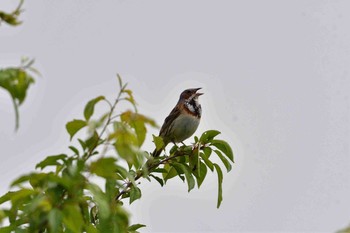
0;76;234;232
338;224;350;233
0;58;38;130
124;130;234;209
0;0;24;26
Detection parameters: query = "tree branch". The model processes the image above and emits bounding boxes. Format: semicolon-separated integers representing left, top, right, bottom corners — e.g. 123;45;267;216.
84;85;125;161
115;149;188;201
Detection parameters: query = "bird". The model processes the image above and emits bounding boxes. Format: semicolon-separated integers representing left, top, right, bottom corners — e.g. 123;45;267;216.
152;88;203;157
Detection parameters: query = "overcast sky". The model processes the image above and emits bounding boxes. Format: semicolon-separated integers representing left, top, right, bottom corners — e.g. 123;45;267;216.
1;1;350;232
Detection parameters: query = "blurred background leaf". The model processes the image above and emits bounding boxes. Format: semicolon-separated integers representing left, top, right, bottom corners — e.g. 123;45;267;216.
0;0;24;27
0;58;37;130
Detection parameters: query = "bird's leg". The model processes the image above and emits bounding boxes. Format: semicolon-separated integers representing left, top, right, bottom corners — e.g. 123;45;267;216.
168;141;180;154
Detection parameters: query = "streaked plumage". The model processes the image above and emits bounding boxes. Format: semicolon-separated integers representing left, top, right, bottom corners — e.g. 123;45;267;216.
153;88;203;157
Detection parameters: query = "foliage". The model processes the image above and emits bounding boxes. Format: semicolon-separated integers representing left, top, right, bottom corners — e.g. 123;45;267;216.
0;58;38;130
0;76;234;232
0;0;24;26
338;224;350;233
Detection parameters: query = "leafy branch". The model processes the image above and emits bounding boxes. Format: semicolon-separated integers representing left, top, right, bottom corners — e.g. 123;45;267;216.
0;0;24;27
0;58;38;130
338;224;350;233
0;76;234;232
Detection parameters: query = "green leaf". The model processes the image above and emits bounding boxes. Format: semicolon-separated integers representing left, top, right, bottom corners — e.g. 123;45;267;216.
112;122;140;167
115;165;129;180
62;204;84;233
86;224;99;233
0;189;36;206
29;172;72;191
129;185;142;204
84;96;105;121
214;149;232;172
189;148;200;176
10;173;32;187
149;174;164;186
200;150;214;172
202;146;212;157
172;162;195;192
85;131;100;151
199;130;221;144
127;223;146;232
0;0;24;26
0;225;16;233
78;139;87;150
121;111;145;146
22;192;49;214
117;73;123;89
213;163;223;208
194;136;199;143
0;68;34;105
133;120;146;146
68;146;80;156
105;179;118;202
152;135;164;151
123;89;136;106
66;119;87;140
162;164;177;182
121;111;157;146
90;157;119;179
0;209;5;223
0;65;35;130
152;168;168;174
0;192;12;204
211;139;234;162
48;208;63;233
86;184;110;220
12;189;36;205
196;161;208;188
35;154;67;170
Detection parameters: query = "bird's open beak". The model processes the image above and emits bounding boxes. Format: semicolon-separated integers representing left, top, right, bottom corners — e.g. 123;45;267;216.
195;88;203;96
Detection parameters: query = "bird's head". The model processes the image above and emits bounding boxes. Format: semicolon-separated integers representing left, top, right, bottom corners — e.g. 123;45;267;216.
179;88;203;102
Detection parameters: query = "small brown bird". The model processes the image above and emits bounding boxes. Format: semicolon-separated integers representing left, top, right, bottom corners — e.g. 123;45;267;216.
153;88;203;157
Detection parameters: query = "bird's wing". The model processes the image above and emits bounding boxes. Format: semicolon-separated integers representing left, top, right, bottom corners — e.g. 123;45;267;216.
159;106;181;140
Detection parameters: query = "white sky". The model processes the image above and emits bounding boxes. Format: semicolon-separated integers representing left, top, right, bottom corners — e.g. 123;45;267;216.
1;1;350;232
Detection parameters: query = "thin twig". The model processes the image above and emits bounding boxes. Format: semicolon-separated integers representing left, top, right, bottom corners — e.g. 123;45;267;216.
84;85;125;161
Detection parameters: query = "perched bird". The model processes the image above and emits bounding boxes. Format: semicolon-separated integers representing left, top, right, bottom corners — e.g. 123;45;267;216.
153;88;203;157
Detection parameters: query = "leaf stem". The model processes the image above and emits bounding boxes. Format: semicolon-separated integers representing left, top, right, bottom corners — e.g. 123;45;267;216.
12;97;19;131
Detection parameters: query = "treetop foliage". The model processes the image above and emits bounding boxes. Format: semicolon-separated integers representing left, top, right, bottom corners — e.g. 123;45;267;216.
1;2;235;231
0;76;234;232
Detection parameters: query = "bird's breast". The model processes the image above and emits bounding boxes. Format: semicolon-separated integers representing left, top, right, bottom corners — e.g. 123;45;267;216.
171;114;200;142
